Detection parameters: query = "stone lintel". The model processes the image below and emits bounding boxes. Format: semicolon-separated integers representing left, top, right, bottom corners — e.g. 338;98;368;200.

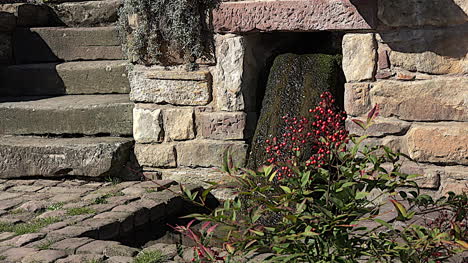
213;0;377;33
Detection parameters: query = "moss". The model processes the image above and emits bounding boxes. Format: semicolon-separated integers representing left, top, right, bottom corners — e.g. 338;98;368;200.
118;0;220;67
47;202;64;211
66;207;96;216
133;250;167;263
248;53;344;169
0;217;60;235
35;239;54;250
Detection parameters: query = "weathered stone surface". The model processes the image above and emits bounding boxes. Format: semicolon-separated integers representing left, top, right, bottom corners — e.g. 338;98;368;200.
406;124;468;165
377;27;468;75
213;0;376;33
50;237;94;254
1;247;38;262
369;78;468;121
76;240;121;255
0;136;133;178
134;143;177;168
21;249;67;263
0;33;12;64
0;3;53;27
0;95;133;136
438;166;468;196
164;108;195;141
378;0;468;27
133;106;164;143
56;254;105;263
0;60;130;96
0;12;16;32
176;141;248;167
5;233;45;247
14;26;123;64
129;67;212;106
344;83;372;116
211;34;245;111
0;199;22;210
51;0;121;26
104;244;139;257
107;256;134;263
346;118;411;137
198;111;247;140
398;162;442;190
342;33;376;82
146;70;211;81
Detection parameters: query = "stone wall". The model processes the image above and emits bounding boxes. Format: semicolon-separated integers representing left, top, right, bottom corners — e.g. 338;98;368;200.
130;0;467;195
129;35;253;183
342;0;468;197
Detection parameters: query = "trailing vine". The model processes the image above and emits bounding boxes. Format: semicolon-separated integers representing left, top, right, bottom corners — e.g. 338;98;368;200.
118;0;220;67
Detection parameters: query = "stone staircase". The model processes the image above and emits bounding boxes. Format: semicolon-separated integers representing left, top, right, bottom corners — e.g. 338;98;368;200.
0;1;134;179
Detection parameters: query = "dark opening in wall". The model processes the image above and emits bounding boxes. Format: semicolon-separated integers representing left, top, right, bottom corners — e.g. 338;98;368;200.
240;32;346;168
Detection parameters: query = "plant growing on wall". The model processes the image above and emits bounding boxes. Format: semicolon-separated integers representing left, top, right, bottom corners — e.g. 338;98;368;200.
118;0;220;67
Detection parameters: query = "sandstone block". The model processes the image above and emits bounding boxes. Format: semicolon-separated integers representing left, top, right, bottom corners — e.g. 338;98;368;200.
129;67;212;106
377;27;468;75
378;0;468;27
345;118;411;137
51;0;121;26
211;34;245;111
1;247;38;262
342;33;376;82
213;0;376;33
344;83;371;116
198;111;247;140
163;108;195;141
0;60;130;96
0;136;133;178
22;249;67;263
134;143;177;168
397;162;442;189
0;95;133;136
176;141;248;167
406;124;468;165
50;237;94;255
133;106;164;143
0;12;16;32
369;78;468;121
14;26;123;64
0;33;12;64
436;166;468;197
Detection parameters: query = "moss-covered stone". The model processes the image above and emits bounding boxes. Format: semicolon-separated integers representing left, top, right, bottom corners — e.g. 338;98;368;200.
248;53;344;169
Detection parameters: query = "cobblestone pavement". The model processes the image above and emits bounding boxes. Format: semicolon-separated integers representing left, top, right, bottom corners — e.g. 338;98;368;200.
0;178;210;263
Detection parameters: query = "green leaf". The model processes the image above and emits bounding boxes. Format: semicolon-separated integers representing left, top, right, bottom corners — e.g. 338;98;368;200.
390;199;408;220
280;185;292;194
249;229;264;236
373;218;393;230
300;171;311;188
356;191;369;199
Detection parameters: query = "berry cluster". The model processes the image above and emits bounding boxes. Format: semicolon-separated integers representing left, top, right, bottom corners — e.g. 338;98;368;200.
265;92;349;180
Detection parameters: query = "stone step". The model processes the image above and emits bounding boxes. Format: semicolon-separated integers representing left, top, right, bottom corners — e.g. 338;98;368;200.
0;95;133;136
49;0;122;27
0;136;133;178
14;26;124;64
0;1;120;27
0;60;130;96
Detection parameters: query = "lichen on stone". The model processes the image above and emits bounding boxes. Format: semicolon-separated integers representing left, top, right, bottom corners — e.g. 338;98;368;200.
118;0;220;67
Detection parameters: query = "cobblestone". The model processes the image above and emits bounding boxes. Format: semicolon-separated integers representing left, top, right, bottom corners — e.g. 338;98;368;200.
0;178;200;262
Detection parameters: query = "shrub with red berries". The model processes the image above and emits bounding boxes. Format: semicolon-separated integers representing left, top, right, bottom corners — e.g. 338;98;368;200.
265;91;348;180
